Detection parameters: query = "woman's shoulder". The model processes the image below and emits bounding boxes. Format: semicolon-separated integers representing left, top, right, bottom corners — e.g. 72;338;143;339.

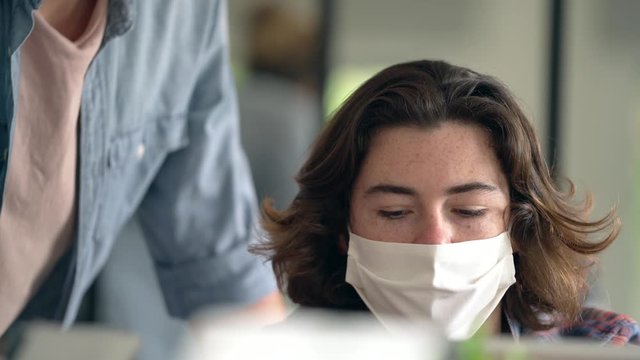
559;307;640;345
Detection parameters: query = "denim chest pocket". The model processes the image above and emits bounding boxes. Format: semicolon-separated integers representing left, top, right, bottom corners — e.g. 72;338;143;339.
107;115;189;170
99;114;189;238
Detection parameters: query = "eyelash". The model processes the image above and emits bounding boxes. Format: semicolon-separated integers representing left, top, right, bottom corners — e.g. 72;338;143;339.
378;210;410;219
377;208;489;220
454;208;488;218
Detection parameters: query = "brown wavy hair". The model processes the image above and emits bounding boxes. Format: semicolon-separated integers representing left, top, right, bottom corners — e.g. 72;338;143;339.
252;60;620;330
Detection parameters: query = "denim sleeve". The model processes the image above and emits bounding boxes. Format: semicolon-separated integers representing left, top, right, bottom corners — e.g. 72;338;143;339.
136;0;277;319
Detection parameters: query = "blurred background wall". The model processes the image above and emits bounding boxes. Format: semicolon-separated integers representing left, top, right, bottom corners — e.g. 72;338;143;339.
95;1;640;359
562;0;640;320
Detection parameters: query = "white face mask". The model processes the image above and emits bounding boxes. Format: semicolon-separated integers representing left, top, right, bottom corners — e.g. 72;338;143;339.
345;231;516;340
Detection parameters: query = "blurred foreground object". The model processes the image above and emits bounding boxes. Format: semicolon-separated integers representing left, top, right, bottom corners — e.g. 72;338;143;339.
179;308;640;360
478;336;640;360
13;322;138;360
180;308;444;360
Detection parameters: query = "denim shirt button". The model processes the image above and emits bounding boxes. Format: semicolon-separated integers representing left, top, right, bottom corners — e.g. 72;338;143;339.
136;143;145;159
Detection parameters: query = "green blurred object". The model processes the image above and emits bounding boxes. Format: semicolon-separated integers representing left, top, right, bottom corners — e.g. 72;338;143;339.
455;329;528;360
456;334;489;360
324;65;382;119
455;327;496;360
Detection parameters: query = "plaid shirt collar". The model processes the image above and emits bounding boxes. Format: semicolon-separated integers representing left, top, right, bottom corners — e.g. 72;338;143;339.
506;307;640;346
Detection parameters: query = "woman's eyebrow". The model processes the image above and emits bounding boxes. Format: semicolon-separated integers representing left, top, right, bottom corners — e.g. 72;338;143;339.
364;184;417;196
446;182;498;195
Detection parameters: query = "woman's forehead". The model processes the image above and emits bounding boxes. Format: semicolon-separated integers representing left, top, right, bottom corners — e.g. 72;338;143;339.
355;123;508;193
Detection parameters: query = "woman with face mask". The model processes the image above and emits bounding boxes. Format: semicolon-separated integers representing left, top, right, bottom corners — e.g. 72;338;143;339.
252;60;639;344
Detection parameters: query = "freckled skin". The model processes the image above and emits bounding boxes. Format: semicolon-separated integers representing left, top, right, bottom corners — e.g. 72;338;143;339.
349;122;510;244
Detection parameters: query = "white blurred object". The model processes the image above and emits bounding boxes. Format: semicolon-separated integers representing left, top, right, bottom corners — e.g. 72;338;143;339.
180;307;640;360
180;308;446;360
14;322;139;360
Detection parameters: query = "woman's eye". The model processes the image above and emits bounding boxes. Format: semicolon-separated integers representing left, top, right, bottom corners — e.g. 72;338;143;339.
454;208;488;218
378;209;410;219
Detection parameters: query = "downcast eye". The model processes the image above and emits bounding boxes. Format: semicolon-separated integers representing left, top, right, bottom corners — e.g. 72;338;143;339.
454;208;488;218
378;209;410;219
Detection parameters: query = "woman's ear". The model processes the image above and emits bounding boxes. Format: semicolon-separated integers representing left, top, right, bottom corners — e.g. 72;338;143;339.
338;233;349;255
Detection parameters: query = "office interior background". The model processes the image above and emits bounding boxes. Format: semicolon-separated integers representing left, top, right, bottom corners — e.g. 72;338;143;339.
229;0;640;318
95;1;640;359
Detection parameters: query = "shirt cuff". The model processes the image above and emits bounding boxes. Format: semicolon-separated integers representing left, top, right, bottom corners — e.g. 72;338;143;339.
155;245;277;319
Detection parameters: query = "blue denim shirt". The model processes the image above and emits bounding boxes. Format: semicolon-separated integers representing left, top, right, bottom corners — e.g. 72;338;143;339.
0;0;276;326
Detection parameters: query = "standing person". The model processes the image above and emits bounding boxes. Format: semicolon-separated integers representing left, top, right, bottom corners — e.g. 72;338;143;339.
254;60;640;345
0;0;284;338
